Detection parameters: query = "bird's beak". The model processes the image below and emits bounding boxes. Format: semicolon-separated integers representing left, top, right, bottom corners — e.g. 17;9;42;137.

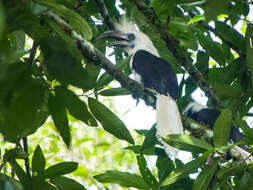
96;30;130;47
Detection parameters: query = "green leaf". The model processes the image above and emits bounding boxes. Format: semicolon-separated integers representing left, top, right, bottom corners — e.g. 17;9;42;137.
156;156;175;181
94;170;149;190
45;162;78;179
150;0;176;22
213;109;232;148
88;97;134;144
212;82;243;98
55;86;97;127
137;155;158;190
32;145;46;174
160;157;206;187
246;23;253;85
215;21;245;51
48;94;71;147
205;0;230;22
195;51;209;75
44;17;82;61
2;79;46;142
0;2;5;37
35;0;92;40
11;160;31;189
125;145;166;156
99;87;131;96
41;37;94;91
50;176;87;190
196;32;226;65
188;15;205;25
192;158;218;190
3;148;29;163
162;134;213;153
218;163;252;182
8;30;26;52
142;124;158;149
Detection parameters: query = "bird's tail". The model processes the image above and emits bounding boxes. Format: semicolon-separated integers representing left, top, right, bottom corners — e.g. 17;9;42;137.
156;94;184;157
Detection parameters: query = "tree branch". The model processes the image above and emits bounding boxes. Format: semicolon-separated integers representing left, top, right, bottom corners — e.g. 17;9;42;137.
94;0;115;29
128;0;223;109
22;137;31;179
44;11;156;108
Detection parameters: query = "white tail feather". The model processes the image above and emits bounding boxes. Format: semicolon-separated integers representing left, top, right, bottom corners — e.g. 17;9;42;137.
156;94;184;157
156;94;184;135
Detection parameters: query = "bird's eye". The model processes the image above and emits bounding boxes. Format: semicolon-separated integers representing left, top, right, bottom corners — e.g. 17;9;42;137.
127;33;135;40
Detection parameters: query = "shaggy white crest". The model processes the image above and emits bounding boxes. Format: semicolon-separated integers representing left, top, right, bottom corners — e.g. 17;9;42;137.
183;101;207;115
115;17;159;56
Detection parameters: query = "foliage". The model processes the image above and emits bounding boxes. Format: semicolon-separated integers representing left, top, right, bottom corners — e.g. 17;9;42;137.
0;0;253;190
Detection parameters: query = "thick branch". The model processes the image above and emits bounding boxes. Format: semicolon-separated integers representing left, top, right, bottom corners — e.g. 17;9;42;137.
128;0;223;109
94;0;115;29
44;11;156;108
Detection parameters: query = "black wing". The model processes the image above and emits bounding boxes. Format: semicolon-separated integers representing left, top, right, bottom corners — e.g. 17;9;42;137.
187;108;246;144
132;50;178;99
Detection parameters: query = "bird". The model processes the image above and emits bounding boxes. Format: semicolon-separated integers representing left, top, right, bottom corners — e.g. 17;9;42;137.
183;101;245;144
97;18;184;156
183;101;253;161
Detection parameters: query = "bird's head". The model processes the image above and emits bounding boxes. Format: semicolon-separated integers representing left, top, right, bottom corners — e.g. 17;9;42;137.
96;18;159;56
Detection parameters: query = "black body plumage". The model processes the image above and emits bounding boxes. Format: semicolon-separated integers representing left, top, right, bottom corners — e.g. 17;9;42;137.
186;107;245;144
132;50;178;99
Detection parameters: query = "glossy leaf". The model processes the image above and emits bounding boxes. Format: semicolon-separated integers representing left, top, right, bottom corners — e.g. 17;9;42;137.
161;157;206;187
197;33;226;65
213;109;232;148
142;124;158;149
55;86;97;127
50;177;87;190
94;170;149;190
88;97;134;144
192;158;218;190
162;134;213;153
45;162;78;179
11;161;31;189
35;0;92;40
156;156;175;181
3;148;29;163
125;145;166;156
215;21;245;51
41;37;95;91
2;79;46;142
32;145;46;174
99;87;131;96
48;94;70;147
137;155;158;190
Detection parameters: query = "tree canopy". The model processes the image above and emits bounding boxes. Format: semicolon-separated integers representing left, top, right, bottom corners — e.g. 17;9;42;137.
0;0;253;190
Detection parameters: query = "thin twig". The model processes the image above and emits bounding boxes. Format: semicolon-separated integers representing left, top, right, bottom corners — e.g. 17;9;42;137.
22;137;31;179
94;0;115;29
28;42;38;65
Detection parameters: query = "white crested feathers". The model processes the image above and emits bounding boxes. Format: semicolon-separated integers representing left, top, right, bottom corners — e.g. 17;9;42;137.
115;18;159;56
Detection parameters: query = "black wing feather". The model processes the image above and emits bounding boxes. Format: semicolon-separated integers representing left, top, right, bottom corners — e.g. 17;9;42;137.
132;50;178;99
